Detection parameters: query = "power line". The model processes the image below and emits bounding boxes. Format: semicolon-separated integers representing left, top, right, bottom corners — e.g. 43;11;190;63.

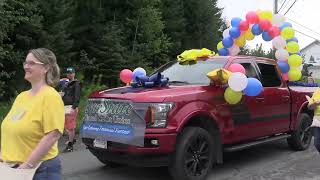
293;28;320;41
278;0;293;14
277;0;289;13
286;17;320;38
284;0;297;15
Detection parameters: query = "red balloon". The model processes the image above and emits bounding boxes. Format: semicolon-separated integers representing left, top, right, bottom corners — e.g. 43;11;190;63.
259;19;271;31
120;69;133;84
246;11;260;24
239;20;249;31
268;26;280;38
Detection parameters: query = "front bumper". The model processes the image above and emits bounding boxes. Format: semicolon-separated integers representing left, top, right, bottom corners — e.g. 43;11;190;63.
83;133;177;167
83;133;177;153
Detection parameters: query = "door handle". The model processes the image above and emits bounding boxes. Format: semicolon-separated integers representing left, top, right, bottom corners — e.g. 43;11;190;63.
255;97;264;103
282;96;290;102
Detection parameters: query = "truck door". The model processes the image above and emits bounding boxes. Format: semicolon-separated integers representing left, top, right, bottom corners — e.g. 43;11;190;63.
255;60;291;134
229;59;290;142
227;58;268;141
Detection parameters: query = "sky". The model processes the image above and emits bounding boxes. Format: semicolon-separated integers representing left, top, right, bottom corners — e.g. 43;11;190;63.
217;0;320;51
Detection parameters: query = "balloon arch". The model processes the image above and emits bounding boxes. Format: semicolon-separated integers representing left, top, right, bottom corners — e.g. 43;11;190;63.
215;10;302;104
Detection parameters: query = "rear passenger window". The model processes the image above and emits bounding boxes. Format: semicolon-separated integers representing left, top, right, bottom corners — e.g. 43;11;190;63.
257;63;281;87
239;63;258;78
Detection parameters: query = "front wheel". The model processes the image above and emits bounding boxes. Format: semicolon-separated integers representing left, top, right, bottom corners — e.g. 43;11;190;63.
169;127;214;180
287;113;313;151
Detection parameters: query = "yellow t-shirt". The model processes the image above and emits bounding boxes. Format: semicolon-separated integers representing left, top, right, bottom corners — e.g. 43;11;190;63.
1;86;65;162
311;89;320;116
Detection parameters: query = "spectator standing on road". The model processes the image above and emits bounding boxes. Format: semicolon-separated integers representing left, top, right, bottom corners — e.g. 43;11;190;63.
308;88;320;153
62;67;81;152
0;48;64;180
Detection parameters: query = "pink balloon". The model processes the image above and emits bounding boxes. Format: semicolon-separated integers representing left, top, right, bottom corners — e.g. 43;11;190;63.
228;63;246;74
259;19;271;31
282;73;289;81
120;69;133;84
239;20;249;31
268;26;280;38
246;11;260;24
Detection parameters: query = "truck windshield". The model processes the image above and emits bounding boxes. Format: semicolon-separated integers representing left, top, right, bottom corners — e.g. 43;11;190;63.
154;59;227;85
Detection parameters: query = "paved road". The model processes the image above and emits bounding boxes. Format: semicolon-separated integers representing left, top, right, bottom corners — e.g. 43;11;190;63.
60;139;320;180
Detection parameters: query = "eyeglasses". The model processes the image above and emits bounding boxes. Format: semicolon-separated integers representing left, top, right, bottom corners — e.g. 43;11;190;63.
23;61;45;66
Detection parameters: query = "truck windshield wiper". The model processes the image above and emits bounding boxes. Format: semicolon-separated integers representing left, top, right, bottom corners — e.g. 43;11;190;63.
169;80;190;84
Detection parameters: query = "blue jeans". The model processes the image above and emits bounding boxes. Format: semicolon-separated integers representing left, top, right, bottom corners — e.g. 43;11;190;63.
33;156;62;180
314;127;320;153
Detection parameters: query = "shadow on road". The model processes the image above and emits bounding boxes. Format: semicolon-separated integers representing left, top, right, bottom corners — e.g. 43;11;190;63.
63;139;320;180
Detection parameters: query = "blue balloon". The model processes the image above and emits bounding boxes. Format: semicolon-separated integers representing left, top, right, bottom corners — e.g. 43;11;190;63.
252;24;262;35
297;52;302;56
218;48;229;56
132;68;146;81
231;17;242;27
280;22;292;30
277;61;290;73
229;27;241;38
286;37;298;43
262;31;272;41
59;79;69;88
243;78;263;96
222;37;234;48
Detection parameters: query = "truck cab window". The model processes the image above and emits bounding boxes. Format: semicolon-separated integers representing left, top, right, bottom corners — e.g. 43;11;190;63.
239;63;258;79
257;63;281;87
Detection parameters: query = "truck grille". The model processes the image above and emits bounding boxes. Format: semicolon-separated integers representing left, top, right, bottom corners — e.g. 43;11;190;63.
84;99;133;123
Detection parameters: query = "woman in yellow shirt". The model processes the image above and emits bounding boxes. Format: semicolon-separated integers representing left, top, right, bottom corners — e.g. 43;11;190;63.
0;48;65;179
308;89;320;153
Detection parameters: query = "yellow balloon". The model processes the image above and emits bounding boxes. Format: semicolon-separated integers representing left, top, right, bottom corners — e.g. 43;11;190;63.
288;54;302;67
256;9;263;19
200;48;214;57
286;42;300;54
288;69;302;81
281;27;295;40
244;29;255;41
177;48;215;64
207;68;232;84
224;87;243;104
217;41;223;50
235;35;246;47
260;10;273;20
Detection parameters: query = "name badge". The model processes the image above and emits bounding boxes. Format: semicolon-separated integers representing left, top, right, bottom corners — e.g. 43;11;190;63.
11;108;26;122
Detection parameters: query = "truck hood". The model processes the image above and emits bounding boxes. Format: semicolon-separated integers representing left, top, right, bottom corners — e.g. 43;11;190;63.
89;85;206;102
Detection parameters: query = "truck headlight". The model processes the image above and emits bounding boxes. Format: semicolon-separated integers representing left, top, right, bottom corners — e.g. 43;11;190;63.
147;103;174;128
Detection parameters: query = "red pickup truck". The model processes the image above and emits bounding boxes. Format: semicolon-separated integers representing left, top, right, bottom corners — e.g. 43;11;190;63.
81;56;316;180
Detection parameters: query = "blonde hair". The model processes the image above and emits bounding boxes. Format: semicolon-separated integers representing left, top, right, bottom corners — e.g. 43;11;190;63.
29;48;60;87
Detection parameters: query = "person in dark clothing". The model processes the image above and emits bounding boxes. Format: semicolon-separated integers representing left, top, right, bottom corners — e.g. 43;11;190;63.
62;67;81;152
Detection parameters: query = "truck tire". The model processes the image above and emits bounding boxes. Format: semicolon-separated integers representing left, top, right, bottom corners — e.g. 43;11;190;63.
88;148;124;168
169;127;214;180
287;113;312;151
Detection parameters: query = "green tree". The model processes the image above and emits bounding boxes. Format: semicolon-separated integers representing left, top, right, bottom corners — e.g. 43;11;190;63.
182;0;224;50
124;0;172;69
37;0;74;67
160;0;186;57
0;0;43;101
240;44;276;60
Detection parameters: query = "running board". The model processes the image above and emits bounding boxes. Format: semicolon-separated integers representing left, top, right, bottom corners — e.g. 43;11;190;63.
224;134;291;152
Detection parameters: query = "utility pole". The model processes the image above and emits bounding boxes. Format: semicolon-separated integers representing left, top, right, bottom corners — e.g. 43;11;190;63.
274;0;278;14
